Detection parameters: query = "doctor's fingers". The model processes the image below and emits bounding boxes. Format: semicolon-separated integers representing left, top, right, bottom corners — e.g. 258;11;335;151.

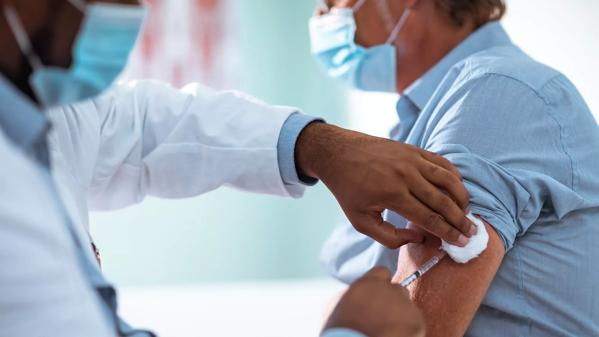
409;176;477;238
418;151;470;210
419;150;462;178
389;194;469;247
350;211;424;249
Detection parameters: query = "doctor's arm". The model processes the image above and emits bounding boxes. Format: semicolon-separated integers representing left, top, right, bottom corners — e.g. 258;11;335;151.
62;80;474;247
294;122;476;248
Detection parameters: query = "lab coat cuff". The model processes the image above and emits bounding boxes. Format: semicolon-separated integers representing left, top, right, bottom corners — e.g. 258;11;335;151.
277;112;324;187
321;328;369;337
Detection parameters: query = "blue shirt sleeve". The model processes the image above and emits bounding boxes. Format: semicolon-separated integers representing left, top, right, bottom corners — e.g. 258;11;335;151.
277;112;324;186
424;74;583;251
321;328;368;337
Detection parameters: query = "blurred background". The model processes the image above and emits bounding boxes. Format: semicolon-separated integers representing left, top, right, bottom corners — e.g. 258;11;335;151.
89;0;599;336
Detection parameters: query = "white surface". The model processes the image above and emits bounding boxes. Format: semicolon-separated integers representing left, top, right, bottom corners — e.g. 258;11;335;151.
118;279;347;337
502;0;599;123
441;213;489;264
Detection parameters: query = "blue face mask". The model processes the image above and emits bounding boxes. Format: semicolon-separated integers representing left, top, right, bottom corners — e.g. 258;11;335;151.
3;1;147;108
309;1;410;92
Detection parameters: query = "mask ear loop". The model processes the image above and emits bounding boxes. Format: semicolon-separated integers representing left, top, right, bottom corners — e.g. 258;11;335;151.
386;8;411;45
2;4;43;70
374;0;398;33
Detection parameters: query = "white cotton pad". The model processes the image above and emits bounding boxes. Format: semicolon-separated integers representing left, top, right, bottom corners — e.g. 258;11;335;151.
441;213;489;264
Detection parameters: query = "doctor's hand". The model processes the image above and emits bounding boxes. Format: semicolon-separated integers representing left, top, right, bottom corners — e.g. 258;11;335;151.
296;123;476;249
323;267;425;337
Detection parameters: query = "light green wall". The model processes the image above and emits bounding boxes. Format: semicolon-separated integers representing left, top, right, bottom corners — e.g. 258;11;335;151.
91;0;348;286
233;1;346;120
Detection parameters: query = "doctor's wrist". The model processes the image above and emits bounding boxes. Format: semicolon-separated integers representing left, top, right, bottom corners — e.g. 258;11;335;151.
295;122;341;182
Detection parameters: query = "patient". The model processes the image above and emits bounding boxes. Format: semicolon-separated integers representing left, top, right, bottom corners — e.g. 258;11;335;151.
315;0;599;336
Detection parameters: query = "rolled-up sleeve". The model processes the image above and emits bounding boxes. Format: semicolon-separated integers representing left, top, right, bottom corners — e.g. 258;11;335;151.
430;145;533;250
320;74;586;284
424;75;582;251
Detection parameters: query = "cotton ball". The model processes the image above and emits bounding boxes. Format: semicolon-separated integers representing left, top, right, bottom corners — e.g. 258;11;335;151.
441;213;489;264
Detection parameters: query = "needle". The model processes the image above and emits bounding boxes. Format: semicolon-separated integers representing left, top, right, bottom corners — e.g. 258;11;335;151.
399;250;447;288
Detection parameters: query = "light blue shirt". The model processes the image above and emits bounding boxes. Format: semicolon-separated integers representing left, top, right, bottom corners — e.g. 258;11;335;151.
321;22;599;336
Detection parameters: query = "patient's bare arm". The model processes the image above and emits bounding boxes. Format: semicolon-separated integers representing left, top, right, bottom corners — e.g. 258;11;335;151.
391;219;505;337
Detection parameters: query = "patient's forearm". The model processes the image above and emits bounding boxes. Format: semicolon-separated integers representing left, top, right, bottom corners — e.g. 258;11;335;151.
392;220;504;337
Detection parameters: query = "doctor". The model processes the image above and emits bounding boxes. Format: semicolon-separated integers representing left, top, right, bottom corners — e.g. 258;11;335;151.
0;0;472;336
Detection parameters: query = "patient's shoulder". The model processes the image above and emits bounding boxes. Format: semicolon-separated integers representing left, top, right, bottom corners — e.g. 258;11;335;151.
455;45;562;95
445;44;598;138
439;45;593;128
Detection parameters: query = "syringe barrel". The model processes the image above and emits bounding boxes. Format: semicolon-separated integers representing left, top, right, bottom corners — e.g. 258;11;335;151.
399;251;446;288
400;273;418;288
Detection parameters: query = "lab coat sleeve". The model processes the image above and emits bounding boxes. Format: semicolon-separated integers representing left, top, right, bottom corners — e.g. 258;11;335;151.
321;328;368;337
53;80;311;210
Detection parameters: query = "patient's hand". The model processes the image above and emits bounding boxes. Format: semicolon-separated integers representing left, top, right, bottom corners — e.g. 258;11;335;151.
324;267;425;337
392;220;505;337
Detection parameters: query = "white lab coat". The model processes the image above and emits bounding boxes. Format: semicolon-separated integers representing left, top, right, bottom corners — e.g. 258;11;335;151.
48;80;305;235
0;79;305;337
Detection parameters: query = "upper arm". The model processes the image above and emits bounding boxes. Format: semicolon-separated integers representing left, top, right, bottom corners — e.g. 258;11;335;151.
392;75;573;336
424;74;579;251
392;220;504;337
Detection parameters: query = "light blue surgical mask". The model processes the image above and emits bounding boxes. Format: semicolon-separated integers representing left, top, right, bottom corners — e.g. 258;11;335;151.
3;0;147;108
309;0;410;92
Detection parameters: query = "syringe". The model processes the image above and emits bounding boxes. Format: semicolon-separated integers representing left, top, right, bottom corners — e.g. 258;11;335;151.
399;250;447;288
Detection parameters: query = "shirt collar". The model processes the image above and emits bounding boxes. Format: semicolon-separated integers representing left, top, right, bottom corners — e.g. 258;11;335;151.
401;21;513;112
0;74;49;149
